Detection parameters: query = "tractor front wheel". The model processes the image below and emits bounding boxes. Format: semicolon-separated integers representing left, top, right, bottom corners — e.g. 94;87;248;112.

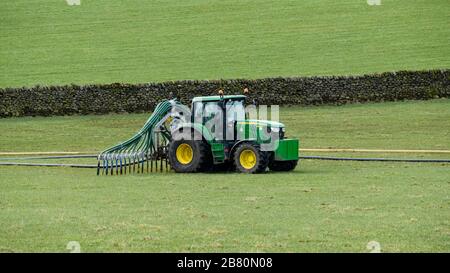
233;143;269;173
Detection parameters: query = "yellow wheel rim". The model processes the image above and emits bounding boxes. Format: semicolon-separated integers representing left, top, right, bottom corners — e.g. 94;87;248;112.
239;149;257;169
176;143;193;164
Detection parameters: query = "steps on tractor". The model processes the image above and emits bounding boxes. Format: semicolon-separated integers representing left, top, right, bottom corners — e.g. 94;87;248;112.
211;143;225;164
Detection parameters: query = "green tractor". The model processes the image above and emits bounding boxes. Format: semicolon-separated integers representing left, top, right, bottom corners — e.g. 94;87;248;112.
98;92;299;174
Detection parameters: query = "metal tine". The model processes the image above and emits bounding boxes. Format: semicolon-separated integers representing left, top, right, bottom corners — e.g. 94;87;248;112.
122;155;125;174
140;153;144;174
165;155;168;172
151;154;154;172
138;153;142;174
130;154;133;174
136;153;139;173
136;153;140;174
166;140;169;172
123;154;126;175
117;155;120;175
106;156;109;176
107;158;110;175
133;153;136;173
141;153;144;173
97;157;101;176
129;153;132;174
152;153;155;169
160;140;164;172
164;143;168;172
137;153;140;174
156;156;159;173
110;157;113;175
105;156;109;176
116;155;119;175
141;153;145;174
155;133;160;173
146;152;149;173
122;154;127;174
110;156;114;176
157;155;159;172
109;156;112;176
119;155;123;175
139;153;142;174
123;154;126;174
138;153;141;173
111;154;116;175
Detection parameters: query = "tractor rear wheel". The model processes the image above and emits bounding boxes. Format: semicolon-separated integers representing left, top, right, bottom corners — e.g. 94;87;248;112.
233;143;269;173
268;159;298;172
169;139;211;173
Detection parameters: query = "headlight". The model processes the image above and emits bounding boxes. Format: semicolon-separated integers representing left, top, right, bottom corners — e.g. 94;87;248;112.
272;127;280;133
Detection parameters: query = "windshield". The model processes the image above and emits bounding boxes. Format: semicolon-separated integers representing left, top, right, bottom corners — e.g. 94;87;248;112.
226;100;245;123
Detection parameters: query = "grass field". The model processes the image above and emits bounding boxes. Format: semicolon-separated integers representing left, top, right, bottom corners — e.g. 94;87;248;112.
1;100;449;252
1;0;449;88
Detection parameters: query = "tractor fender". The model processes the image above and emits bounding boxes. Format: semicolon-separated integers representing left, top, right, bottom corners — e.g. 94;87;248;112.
171;122;214;143
229;139;258;156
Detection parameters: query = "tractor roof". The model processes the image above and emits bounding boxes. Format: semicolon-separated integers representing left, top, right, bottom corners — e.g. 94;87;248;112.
192;95;246;103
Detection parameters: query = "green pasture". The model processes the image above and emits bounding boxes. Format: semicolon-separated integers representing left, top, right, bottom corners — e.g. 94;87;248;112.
1;0;449;88
0;100;448;252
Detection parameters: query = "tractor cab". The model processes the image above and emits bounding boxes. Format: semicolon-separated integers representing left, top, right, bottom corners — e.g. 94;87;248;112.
191;95;246;140
190;94;286;143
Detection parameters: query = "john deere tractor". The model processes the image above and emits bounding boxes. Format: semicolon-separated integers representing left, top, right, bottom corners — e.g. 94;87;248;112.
98;92;299;174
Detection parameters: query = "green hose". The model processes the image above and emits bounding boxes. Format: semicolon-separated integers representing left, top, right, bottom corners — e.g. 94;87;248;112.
98;99;189;175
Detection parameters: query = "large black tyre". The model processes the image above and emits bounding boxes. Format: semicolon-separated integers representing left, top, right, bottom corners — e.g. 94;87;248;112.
233;143;269;174
268;159;298;172
168;136;212;173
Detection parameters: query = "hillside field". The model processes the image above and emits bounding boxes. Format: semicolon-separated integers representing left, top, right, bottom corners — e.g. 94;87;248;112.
0;100;449;252
1;0;449;88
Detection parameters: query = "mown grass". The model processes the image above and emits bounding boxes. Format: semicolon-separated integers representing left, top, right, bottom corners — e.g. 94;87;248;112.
0;100;449;252
1;0;449;87
0;160;448;252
